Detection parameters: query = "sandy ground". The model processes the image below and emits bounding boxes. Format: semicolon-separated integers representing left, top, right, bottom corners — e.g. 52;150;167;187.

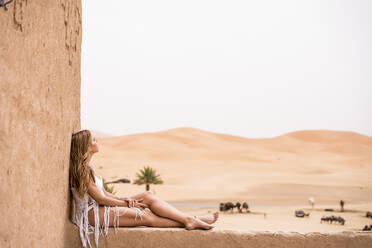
90;127;372;232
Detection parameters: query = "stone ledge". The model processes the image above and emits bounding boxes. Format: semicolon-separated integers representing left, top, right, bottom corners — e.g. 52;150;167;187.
65;223;372;248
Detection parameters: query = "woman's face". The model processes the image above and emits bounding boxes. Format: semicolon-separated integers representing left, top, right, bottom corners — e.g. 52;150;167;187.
90;136;99;154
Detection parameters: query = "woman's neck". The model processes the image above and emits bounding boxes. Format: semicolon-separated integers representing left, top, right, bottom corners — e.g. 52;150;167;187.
86;154;93;166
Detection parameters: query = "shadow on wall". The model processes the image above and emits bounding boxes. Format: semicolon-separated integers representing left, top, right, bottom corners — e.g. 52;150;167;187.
63;187;81;248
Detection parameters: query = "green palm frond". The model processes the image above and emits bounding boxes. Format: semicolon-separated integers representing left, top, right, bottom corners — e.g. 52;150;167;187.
133;166;164;190
102;177;116;195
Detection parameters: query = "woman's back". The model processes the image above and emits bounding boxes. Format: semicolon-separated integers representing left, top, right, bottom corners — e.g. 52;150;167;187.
70;163;107;248
71;164;103;215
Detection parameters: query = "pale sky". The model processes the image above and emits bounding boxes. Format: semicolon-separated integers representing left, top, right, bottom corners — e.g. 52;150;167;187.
81;0;372;138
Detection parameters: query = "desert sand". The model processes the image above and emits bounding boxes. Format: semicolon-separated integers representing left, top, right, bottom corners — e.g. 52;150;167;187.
90;127;372;232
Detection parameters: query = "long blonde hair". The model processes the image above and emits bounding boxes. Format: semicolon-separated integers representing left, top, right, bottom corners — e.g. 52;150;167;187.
69;130;96;198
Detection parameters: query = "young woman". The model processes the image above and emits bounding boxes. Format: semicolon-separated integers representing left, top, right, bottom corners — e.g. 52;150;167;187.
70;130;219;248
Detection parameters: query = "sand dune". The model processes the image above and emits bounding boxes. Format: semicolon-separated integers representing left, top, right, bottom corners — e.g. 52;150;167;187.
90;127;372;231
91;127;372;203
283;130;372;145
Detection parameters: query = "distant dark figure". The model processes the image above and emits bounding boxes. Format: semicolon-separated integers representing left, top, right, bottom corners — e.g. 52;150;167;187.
106;178;131;184
235;202;242;213
321;215;345;225
340;200;345;212
362;225;370;231
295;210;310;218
242;202;250;213
224;202;235;213
335;216;345;225
366;211;372;219
219;202;234;212
321;216;329;223
324;208;334;212
219;203;225;212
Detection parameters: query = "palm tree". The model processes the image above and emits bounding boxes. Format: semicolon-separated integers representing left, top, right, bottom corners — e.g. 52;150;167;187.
103;177;116;194
340;200;345;212
133;166;164;191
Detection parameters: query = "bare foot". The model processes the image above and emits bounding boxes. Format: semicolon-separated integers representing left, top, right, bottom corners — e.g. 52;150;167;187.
184;216;214;230
195;212;219;224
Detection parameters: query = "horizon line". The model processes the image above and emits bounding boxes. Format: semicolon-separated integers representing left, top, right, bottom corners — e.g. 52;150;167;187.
85;126;372;139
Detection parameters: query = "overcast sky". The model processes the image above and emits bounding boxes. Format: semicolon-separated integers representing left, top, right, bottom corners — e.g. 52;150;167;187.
81;0;372;138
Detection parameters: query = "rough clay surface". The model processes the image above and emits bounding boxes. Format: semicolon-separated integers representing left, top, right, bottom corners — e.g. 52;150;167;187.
1;1;372;248
66;227;372;248
0;0;81;247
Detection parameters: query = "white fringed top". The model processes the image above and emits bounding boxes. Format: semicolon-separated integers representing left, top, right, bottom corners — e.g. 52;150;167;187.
71;163;145;248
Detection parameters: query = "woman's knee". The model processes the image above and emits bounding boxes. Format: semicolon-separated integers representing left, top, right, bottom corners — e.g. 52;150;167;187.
143;191;154;197
141;209;156;226
141;191;157;205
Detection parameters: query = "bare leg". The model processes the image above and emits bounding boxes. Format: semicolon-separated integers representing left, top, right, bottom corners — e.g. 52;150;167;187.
131;191;214;230
89;206;185;228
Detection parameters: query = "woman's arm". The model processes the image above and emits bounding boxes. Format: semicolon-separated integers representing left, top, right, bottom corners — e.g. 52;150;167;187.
103;188;122;200
103;188;147;208
87;180;128;207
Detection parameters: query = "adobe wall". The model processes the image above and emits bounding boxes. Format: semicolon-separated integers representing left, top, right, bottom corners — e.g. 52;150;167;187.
66;227;372;248
0;0;81;247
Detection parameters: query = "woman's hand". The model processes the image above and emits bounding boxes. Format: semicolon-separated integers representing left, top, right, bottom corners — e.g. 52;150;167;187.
121;197;148;209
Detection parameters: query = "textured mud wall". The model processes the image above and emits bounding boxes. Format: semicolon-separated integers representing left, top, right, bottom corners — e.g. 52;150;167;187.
0;0;81;247
66;227;372;248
